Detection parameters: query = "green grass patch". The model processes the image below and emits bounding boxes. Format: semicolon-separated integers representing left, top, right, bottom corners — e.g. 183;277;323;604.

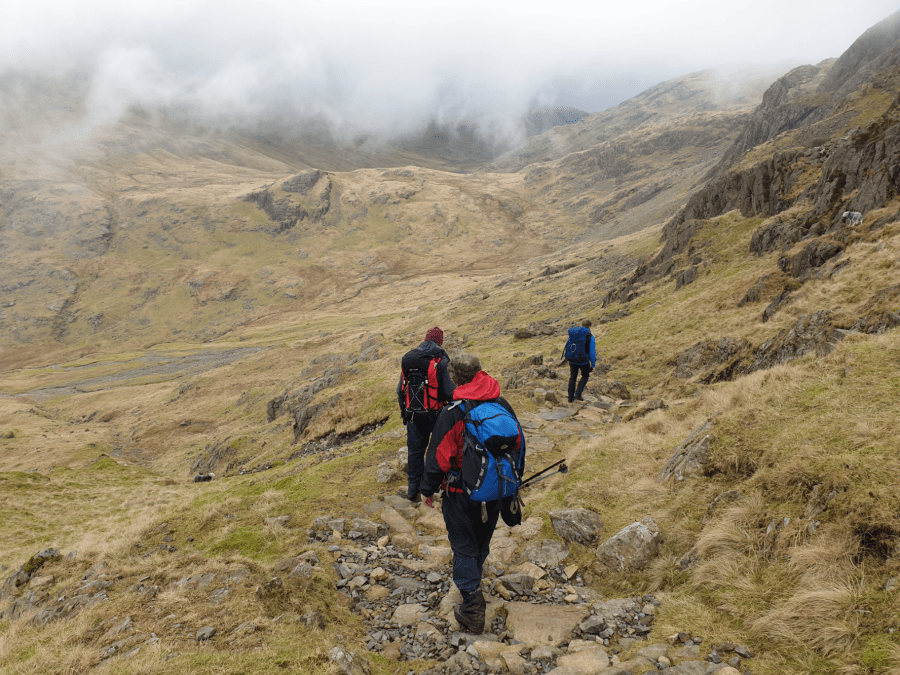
860;634;895;672
207;527;280;559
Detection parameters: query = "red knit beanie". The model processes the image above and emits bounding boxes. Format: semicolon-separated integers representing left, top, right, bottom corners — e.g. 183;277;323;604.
425;327;443;346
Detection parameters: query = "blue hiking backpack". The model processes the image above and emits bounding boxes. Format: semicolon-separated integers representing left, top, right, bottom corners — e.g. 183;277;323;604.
459;400;524;502
564;326;590;363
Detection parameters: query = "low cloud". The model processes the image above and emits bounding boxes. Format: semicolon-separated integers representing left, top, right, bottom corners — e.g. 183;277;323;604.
2;1;898;148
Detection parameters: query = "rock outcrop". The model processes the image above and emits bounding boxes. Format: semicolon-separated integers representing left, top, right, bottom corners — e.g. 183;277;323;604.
659;416;720;483
596;517;663;572
548;509;605;546
673;338;752;381
746;310;850;373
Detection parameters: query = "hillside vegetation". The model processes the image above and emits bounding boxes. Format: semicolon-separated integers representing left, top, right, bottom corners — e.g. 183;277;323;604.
3;10;900;675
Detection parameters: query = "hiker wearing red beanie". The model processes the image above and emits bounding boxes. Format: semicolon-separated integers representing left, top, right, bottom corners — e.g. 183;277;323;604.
396;327;456;502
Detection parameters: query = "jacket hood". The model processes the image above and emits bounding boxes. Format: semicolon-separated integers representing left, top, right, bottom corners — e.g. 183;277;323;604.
417;340;447;358
452;371;500;402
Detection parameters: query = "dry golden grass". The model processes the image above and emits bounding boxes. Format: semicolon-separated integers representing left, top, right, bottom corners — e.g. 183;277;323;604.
2;203;896;673
751;580;863;656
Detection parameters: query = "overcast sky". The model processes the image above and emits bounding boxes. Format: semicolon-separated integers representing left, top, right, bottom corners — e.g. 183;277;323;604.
2;0;899;137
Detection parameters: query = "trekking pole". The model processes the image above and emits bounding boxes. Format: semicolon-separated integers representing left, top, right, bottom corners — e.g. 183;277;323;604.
520;459;568;489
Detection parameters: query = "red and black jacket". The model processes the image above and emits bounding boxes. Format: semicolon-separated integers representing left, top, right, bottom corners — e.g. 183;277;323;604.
419;371;525;498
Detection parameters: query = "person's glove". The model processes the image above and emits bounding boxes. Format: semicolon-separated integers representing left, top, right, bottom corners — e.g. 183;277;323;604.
424;496;434;508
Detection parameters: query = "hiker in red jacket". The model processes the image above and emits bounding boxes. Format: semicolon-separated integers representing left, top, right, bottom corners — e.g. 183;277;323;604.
419;354;525;634
396;327;456;502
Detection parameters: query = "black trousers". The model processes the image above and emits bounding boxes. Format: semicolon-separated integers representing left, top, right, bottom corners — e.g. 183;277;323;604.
406;414;436;498
568;362;591;400
442;492;501;596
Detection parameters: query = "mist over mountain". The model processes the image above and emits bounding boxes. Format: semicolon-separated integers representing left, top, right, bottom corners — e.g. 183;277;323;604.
2;1;897;166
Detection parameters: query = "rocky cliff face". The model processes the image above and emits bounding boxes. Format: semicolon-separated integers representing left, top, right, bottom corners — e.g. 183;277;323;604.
668;97;900;239
712;10;900;178
661;10;900;244
712;63;834;172
599;14;900;378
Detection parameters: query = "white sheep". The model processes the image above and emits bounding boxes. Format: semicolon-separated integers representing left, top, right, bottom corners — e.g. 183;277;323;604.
841;211;863;226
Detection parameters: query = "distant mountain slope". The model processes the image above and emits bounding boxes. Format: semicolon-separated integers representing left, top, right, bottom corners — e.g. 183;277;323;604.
487;67;776;174
820;8;900;96
0;66;777;348
479;68;780;240
524;106;590;136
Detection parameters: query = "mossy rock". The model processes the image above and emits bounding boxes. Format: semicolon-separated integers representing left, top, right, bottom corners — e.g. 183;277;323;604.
22;550;61;578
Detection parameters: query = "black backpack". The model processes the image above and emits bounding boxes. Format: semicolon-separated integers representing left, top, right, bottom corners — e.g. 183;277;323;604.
401;349;442;416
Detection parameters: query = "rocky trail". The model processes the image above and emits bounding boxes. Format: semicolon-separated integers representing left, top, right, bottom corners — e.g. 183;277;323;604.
313;397;757;675
0;394;757;675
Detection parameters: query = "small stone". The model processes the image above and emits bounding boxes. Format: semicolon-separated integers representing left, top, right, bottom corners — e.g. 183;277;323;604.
382;641;402;661
577;616;604;635
300;612;326;629
501;651;527;675
683;644;701;658
196;626;216;641
495;584;512;600
369;567;389;582
328;646;372;675
392;603;424;626
531;645;560;660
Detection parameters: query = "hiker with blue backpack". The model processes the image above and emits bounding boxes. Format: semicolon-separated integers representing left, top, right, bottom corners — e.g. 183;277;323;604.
564;319;596;403
397;327;457;503
419;354;526;634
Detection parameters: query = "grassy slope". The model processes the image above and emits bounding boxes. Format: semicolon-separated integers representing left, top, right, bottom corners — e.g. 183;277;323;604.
4;194;900;673
5;69;900;675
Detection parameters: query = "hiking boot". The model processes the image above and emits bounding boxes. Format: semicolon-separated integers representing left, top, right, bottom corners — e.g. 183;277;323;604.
575;394;584;401
453;590;486;634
